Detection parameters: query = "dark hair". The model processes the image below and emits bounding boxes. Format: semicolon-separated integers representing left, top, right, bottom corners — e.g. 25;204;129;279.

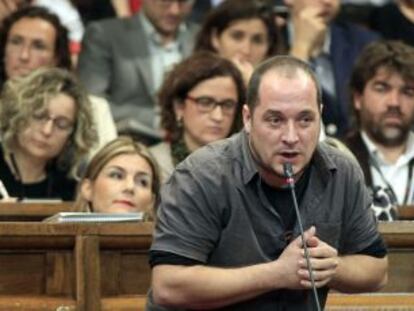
159;51;246;142
0;6;71;85
247;55;322;111
349;40;414;126
350;40;414;95
194;0;282;58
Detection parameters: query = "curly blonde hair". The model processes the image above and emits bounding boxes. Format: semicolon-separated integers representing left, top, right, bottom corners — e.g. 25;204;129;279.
0;67;97;174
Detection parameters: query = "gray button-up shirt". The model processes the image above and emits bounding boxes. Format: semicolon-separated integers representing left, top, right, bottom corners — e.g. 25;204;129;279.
149;131;381;311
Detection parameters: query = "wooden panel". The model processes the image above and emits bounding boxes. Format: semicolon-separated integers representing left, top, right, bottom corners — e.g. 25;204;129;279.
46;252;74;296
397;206;414;220
326;293;414;310
0;202;75;221
0;254;45;294
0;296;76;311
76;235;101;311
119;253;151;295
101;252;121;296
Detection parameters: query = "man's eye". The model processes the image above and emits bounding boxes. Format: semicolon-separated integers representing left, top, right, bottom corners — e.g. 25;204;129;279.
268;117;281;126
403;87;414;97
373;83;388;93
299;117;313;127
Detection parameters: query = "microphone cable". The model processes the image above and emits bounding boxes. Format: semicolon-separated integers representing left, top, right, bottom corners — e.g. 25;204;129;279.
283;163;322;311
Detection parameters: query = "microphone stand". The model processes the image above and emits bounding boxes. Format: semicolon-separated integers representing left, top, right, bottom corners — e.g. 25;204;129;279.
283;163;322;311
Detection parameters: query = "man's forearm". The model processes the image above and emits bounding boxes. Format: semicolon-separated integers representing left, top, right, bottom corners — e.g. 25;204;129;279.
329;255;388;293
152;261;287;310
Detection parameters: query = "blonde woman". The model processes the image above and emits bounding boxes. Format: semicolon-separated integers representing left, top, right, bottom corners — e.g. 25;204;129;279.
0;67;97;200
75;137;160;219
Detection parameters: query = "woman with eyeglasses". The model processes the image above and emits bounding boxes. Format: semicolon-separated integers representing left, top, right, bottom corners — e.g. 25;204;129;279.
150;51;245;182
194;0;283;85
0;67;97;201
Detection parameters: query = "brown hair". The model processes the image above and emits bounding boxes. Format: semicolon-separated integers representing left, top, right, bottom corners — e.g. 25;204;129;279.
159;51;246;142
194;0;282;57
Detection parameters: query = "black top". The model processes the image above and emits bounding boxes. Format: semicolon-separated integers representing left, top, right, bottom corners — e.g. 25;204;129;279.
0;145;76;201
370;4;414;47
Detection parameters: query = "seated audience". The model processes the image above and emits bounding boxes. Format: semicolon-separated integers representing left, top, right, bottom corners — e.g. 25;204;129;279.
344;40;414;206
78;0;198;143
194;0;282;85
0;67;96;201
75;136;160;219
283;0;379;137
150;52;245;181
0;6;117;156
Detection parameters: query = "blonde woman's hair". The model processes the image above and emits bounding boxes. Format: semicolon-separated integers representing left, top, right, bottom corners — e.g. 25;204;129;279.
0;67;97;174
74;136;161;219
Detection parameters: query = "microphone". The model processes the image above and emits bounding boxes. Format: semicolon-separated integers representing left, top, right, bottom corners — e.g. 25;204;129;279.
283;163;322;311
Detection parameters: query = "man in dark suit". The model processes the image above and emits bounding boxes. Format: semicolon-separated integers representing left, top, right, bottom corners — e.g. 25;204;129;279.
344;40;414;206
78;0;198;143
283;0;379;138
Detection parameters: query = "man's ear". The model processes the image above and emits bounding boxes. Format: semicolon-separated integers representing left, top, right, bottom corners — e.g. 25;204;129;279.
80;179;93;202
353;92;362;111
242;104;252;134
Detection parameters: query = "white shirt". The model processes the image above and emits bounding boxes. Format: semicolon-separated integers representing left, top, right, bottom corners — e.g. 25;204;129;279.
140;13;185;94
362;131;414;205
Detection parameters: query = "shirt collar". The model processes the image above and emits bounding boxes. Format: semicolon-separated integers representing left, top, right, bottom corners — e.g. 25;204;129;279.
238;130;335;185
361;130;414;164
239;131;259;185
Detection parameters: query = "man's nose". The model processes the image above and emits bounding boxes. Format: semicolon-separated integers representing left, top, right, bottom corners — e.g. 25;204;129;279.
282;121;299;145
386;89;401;107
168;1;181;14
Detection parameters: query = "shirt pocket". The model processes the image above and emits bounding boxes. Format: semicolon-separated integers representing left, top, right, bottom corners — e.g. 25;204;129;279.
313;222;341;249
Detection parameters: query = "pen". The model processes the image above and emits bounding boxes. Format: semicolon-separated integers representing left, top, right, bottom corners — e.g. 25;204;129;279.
0;180;10;199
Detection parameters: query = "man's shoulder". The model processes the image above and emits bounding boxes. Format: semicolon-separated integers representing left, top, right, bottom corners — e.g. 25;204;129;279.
318;140;362;175
179;133;242;174
85;15;143;35
331;20;380;44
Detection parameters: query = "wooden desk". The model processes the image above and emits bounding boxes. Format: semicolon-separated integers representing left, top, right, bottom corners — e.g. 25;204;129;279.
0;220;413;310
0;222;153;311
0;202;76;221
398;205;414;220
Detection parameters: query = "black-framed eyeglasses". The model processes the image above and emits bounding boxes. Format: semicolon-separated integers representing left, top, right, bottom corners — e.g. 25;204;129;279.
186;95;238;114
31;110;74;134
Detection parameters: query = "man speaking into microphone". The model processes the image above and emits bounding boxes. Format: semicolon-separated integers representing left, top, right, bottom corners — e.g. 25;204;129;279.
146;55;388;311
